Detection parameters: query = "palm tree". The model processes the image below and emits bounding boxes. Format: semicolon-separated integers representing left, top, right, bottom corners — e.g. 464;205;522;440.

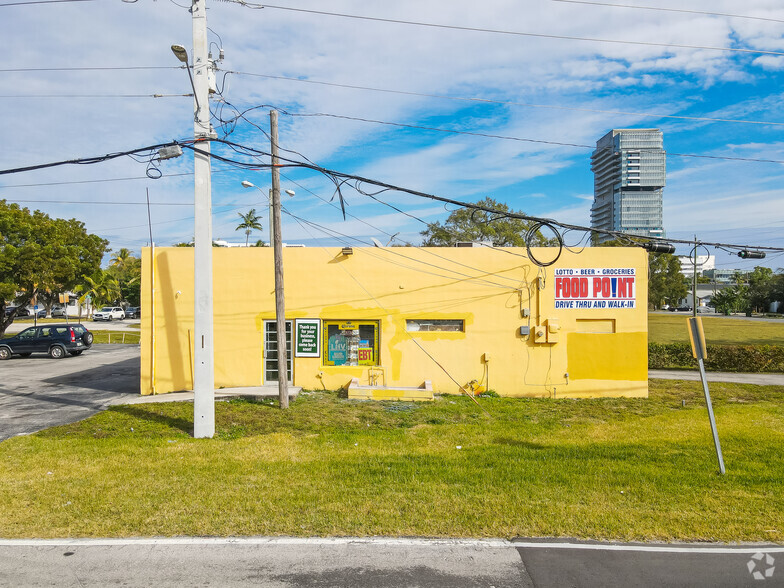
75;271;121;318
110;248;132;271
236;209;264;246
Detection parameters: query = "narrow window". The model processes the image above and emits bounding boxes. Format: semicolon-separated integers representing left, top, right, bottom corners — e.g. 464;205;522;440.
406;319;465;332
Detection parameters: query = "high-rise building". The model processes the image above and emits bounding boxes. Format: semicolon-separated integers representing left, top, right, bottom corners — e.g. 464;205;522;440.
591;129;665;243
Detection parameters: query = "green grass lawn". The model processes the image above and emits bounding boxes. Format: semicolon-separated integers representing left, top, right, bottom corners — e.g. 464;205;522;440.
649;313;784;345
90;330;140;344
1;382;782;542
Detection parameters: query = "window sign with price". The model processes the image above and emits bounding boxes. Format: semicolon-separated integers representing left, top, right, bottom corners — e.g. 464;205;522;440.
295;319;321;358
322;320;380;366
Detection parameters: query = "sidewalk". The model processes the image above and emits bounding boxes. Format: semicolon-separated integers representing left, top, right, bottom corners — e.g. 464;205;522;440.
649;369;784;386
125;385;303;404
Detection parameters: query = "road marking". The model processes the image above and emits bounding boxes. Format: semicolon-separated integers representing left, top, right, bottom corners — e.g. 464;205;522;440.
0;537;782;553
511;541;784;554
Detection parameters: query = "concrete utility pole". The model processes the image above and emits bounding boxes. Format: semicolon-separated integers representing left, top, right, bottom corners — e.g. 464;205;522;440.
191;0;215;437
269;110;289;409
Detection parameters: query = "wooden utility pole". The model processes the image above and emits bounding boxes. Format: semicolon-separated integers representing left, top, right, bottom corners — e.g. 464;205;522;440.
270;110;289;409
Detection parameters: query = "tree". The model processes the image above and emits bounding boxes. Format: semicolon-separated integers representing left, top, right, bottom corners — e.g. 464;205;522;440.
0;200;107;336
106;248;141;306
747;266;774;313
110;248;132;272
771;271;784;313
420;197;551;247
75;270;121;318
711;286;745;315
648;252;687;310
236;208;264;246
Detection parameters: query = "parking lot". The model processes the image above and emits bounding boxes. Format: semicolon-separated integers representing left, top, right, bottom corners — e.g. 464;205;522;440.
0;345;140;442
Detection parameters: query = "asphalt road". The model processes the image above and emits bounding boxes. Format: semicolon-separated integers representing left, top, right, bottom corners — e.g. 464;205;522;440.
0;537;780;587
0;345;139;442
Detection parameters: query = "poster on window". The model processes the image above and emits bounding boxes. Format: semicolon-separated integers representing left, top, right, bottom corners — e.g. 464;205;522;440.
295;319;321;357
554;268;636;309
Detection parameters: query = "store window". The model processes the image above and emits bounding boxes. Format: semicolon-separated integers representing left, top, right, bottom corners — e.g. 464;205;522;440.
322;320;380;366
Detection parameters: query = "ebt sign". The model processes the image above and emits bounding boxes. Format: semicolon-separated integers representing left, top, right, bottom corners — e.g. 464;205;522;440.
554;268;636;309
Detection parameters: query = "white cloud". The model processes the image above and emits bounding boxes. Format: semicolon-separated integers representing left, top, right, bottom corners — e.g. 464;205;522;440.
2;0;784;254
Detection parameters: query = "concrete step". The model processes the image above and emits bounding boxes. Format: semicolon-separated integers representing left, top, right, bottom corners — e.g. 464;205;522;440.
347;378;434;401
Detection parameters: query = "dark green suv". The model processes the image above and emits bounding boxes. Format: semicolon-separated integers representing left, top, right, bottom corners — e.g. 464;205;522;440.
0;324;94;360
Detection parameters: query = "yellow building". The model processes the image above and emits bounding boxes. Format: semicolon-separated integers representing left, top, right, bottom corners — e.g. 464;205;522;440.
140;246;648;398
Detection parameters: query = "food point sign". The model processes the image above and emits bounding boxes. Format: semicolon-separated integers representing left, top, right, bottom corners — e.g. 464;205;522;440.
554;268;636;309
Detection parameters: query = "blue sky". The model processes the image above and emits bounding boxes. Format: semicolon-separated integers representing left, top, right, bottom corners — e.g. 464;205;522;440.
2;0;784;270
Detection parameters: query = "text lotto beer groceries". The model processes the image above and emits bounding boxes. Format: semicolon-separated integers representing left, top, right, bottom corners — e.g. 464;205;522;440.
554;268;636;309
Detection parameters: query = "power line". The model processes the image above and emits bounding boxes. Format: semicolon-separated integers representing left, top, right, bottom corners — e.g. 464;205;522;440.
285;209;519;290
4;136;783;255
0;93;191;99
229;70;784;128
0;173;190;188
279;109;784;165
551;0;784;24
225;1;784;58
0;66;181;72
0;0;93;5
209;141;784;253
3;199;192;206
0;140;189;176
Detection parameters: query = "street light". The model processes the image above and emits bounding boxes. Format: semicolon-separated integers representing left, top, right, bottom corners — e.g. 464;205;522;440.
170;44;200;117
170;44;188;63
241;180;294;246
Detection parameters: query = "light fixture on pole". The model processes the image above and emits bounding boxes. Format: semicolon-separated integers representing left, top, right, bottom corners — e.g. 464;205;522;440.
170;44;200;116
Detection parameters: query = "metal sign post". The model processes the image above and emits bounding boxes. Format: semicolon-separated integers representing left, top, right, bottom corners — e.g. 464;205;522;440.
687;316;726;475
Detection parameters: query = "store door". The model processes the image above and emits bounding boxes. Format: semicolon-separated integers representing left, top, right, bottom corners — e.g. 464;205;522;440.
263;320;292;383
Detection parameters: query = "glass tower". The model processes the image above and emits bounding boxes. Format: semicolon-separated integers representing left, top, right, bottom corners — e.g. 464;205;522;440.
591;129;665;243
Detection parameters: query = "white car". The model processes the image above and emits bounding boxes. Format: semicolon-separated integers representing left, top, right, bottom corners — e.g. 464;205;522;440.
93;306;125;321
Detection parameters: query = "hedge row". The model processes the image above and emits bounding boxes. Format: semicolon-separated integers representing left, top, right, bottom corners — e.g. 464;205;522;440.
649;343;784;373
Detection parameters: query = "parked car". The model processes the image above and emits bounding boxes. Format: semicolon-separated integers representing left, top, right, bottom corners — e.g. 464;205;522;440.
677;305;693;312
0;324;93;359
125;307;140;319
3;306;45;318
51;306;67;318
93;306;125;321
697;305;716;313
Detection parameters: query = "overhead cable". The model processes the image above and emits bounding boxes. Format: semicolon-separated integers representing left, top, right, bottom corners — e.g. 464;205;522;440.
223;1;784;57
278;109;784;165
551;0;784;24
229;70;784;128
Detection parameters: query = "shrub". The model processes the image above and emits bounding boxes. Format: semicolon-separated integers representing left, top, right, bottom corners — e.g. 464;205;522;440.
649;343;784;373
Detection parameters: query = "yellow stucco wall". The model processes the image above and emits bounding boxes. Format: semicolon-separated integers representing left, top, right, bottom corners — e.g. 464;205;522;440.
140;246;648;398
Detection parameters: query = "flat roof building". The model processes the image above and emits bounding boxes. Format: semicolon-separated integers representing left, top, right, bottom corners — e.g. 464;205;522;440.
141;246;649;399
591;129;665;243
